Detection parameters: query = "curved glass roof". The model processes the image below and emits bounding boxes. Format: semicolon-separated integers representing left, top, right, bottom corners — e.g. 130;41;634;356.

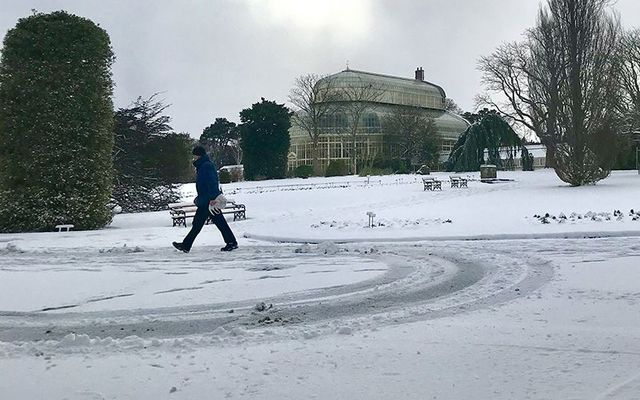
319;69;446;110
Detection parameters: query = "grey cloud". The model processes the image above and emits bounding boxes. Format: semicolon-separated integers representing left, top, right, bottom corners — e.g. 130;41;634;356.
1;0;639;137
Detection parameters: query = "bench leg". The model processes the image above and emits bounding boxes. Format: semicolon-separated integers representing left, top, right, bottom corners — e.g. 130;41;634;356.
172;217;184;227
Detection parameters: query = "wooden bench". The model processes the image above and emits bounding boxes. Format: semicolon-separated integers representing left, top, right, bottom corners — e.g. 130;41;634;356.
169;201;247;227
449;175;468;188
55;224;74;232
422;177;442;191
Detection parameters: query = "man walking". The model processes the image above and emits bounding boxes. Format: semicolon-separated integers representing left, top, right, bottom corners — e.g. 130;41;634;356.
172;146;238;253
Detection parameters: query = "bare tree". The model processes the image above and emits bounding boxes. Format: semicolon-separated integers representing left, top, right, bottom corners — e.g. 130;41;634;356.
444;98;464;114
477;13;563;167
289;74;338;175
382;106;439;169
615;29;640;169
549;0;621;185
334;77;385;174
618;29;640;135
479;0;622;185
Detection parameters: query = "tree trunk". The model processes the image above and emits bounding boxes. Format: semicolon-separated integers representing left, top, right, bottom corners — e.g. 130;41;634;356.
311;138;321;176
351;134;358;175
544;143;556;168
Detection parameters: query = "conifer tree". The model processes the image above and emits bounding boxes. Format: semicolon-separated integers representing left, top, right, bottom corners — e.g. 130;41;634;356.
239;98;292;180
0;11;115;232
446;111;530;172
112;96;192;212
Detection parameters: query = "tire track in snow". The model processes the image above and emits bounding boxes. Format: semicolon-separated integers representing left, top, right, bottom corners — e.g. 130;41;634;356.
0;243;553;343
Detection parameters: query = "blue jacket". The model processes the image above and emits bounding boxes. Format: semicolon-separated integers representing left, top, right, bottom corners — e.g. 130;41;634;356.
193;155;222;208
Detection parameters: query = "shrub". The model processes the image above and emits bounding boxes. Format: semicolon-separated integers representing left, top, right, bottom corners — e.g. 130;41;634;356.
325;160;348;177
358;167;393;176
396;163;409;174
294;165;313;178
219;169;232;184
229;168;243;182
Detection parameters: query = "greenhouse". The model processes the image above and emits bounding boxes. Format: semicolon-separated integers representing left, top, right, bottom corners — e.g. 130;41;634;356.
288;68;469;173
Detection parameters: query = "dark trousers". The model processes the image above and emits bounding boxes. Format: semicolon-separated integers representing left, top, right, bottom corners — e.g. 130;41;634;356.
182;206;237;250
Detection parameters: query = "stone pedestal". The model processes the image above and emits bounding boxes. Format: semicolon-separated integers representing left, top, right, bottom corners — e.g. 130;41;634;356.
480;164;497;180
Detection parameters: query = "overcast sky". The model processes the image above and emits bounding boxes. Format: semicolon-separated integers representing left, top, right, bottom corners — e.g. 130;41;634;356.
2;0;640;138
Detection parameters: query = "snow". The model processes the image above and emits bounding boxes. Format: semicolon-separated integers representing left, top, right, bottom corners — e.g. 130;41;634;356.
0;247;387;313
1;169;640;399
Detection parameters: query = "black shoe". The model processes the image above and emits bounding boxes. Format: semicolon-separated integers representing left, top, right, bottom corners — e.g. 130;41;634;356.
220;243;238;252
172;242;189;253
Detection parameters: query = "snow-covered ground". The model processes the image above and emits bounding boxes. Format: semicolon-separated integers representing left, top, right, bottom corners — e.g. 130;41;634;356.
1;169;639;399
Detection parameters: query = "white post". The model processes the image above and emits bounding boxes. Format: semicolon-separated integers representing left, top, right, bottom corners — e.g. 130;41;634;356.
366;211;376;228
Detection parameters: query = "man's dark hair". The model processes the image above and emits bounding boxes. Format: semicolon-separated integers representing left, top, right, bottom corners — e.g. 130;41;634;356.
192;145;207;157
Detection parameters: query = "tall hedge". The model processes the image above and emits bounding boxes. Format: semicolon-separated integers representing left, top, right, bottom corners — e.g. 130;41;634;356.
0;11;115;232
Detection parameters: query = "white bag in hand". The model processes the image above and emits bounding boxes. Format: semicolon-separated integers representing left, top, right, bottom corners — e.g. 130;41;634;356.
208;194;227;214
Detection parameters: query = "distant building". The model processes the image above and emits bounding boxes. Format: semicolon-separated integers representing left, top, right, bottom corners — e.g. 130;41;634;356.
218;164;244;182
287;68;469;173
484;144;547;170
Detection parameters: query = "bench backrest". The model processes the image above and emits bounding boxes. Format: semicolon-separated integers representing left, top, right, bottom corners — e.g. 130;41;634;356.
168;201;243;214
169;200;238;209
168;202;193;209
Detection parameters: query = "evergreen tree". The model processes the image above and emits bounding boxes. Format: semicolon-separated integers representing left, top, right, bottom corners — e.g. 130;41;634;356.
239;98;292;180
146;132;195;184
200;117;239;168
446;111;530;172
113;96;191;212
0;11;115;232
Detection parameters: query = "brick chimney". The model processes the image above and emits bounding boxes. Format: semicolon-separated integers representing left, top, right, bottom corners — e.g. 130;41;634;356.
414;67;424;81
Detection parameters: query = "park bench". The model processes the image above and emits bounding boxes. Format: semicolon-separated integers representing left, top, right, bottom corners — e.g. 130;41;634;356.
449;175;468;188
55;224;74;232
169;201;247;227
422;177;442;191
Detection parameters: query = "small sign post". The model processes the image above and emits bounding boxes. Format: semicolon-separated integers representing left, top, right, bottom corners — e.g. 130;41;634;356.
366;211;376;228
634;132;640;175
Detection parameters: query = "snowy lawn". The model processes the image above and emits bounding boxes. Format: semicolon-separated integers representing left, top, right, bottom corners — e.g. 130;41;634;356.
1;169;639;399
